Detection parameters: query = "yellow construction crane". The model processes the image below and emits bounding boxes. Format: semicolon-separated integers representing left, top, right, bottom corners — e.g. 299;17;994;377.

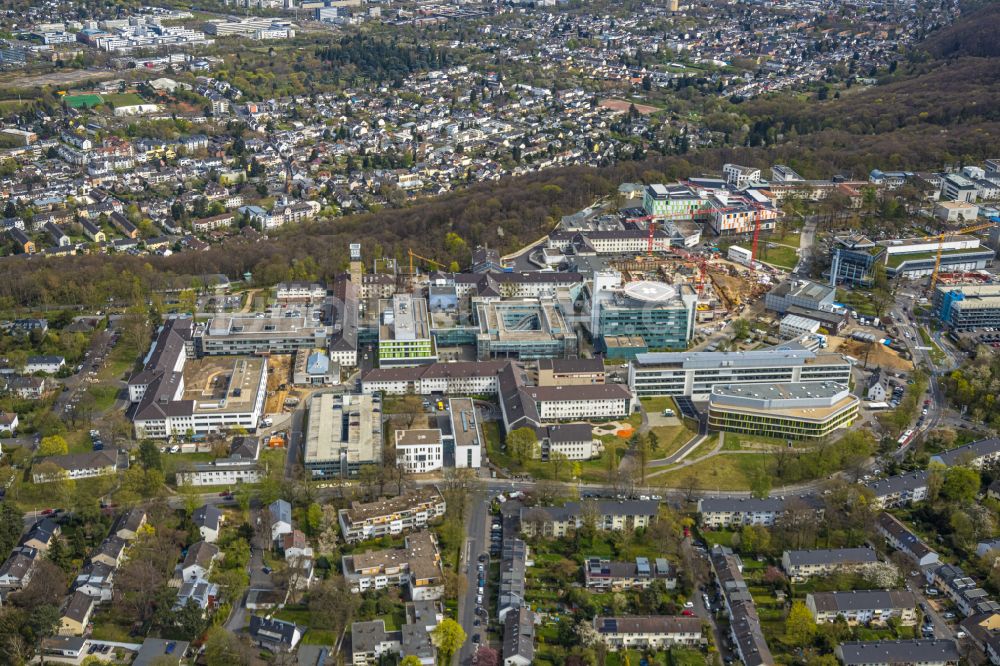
925;220;998;292
408;248;445;275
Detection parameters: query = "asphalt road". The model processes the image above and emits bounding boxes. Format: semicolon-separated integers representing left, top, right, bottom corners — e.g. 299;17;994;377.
905;571;955;641
457;491;490;666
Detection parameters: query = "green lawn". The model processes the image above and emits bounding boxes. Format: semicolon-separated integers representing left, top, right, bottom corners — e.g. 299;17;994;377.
654;452;770;491
836;288;878;318
483;421;626;483
102;92;147;107
768;230;802;248
758;244;798;269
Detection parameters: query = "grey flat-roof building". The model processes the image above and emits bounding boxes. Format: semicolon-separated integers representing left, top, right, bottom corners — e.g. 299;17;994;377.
629;349;852;398
304;393;382;478
193;314;328;356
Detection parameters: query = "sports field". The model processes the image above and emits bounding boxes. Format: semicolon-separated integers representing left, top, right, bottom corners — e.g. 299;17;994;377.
65;94;103;109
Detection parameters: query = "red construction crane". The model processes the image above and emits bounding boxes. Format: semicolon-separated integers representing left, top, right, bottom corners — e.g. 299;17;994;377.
748;200;771;269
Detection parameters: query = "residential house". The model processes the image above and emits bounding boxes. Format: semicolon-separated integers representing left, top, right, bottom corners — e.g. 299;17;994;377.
584;556;677;591
74;561;115;602
806;590;918;626
248;615;302;652
5;376;46;399
498;538;530;623
59;590;96;636
781;548;880;581
593;616;703;651
835;639;959;666
20;517;60;552
338;487;447;544
930;438;1000;470
0;411;17;435
8;227;35;254
876;513;940;567
342;531;443;601
503;606;536;666
192;505;223;543
697;496;823;528
958;612;1000;665
114;507;148;541
80;218;106;242
110;211;139;238
519;499;659;538
0;546;39;595
179;540;219;582
925;563;1000;617
133;638;191;666
91;536;128;568
709;546;774;666
173;578;219;614
267;499;293;542
40;636;87;660
25;355;65;374
32;450;118;482
867;472;930;509
281;530;313;562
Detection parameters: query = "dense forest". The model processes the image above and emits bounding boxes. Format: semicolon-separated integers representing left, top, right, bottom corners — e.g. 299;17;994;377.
920;1;1000;58
315;34;452;84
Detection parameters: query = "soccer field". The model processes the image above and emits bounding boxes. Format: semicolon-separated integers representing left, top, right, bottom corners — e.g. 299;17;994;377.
64;93;103;109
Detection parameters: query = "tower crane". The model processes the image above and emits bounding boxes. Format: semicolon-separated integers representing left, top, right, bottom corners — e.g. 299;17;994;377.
408;248;445;275
924;219;998;292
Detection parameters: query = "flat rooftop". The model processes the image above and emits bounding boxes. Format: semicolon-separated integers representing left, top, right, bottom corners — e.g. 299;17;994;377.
181;357;265;414
304;393;381;466
710;381;857;420
477;300;569;342
380;295;431;342
203;314;326;337
449;397;481;449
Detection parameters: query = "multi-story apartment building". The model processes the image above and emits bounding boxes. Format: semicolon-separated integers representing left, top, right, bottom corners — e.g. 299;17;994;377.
707;381;859;440
341;531;443;601
629;349;852;398
584;557;676;591
867;472;929;509
876;513;940;568
593;616;703;651
697;496;822;528
32;450;118;483
304;393;383;479
807;590;918;626
520;500;659;538
394;429;443;474
930;438;1000;470
448;398;482;469
835;640;959;666
781;548;879;582
338;488;446;544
